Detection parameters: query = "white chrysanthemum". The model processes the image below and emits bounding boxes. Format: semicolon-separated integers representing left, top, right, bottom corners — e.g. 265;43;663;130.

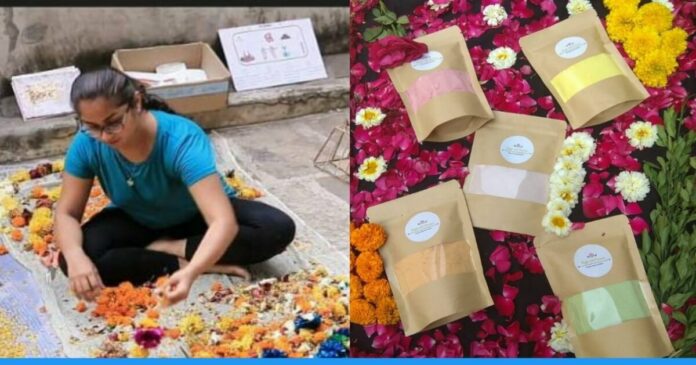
567;0;593;15
542;211;572;236
355;107;386;129
614;171;650;202
357;156;388;182
550;169;585;192
0;180;13;195
625;121;658;150
549;321;574;353
563;132;596;161
487;47;517;70
547;197;573;216
554;155;584;173
652;0;674;11
550;185;580;207
482;4;508;27
427;0;451;11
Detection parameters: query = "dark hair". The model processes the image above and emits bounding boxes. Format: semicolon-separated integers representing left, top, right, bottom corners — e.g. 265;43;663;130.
70;67;176;115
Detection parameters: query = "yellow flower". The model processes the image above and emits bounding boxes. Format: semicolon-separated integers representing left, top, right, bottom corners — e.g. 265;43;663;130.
660;27;688;58
179;314;205;335
9;170;29;184
355;107;386;129
542;211;572;237
636;3;673;33
47;186;62;201
52;159;65;173
357;156;387;182
129;345;149;358
603;0;639;11
634;50;678;88
606;5;638;42
624;28;661;61
139;317;159;328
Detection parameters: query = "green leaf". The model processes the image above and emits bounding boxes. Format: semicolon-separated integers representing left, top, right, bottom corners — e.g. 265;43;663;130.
667;113;677;137
372;8;382;17
674;311;688;325
691;157;696;170
642;230;652;255
667;293;691;309
661;310;670;326
363;26;385;42
396;15;409;24
384;10;397;22
373;15;394;25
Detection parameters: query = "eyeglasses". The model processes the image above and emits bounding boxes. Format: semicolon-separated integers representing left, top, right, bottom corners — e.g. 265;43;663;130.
76;105;130;138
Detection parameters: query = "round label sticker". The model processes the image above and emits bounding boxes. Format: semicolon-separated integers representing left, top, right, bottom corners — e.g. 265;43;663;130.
500;136;534;164
574;244;613;278
555;36;588;59
404;211;441;242
410;51;444;71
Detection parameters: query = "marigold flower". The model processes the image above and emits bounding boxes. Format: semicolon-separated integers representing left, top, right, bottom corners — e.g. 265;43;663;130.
349;223;387;252
355;251;384;282
606;5;637;42
10;216;25;228
349;299;376;326
350;275;363;300
10;229;23;242
376;297;400;325
363;279;391;304
636;3;673;33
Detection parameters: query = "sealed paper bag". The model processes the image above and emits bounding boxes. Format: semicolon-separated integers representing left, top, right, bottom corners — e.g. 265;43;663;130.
367;180;492;336
534;215;673;357
387;26;493;142
519;9;648;129
463;111;566;235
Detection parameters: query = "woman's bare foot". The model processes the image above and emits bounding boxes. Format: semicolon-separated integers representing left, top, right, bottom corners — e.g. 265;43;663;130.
147;238;186;258
177;258;251;281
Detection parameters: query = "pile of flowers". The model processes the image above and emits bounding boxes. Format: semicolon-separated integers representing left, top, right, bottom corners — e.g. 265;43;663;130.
605;0;688;87
349;222;399;326
542;132;596;237
93;267;349;358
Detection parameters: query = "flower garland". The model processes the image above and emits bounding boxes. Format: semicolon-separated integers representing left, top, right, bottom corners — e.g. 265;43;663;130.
542;132;596;237
349;222;400;326
604;0;688;87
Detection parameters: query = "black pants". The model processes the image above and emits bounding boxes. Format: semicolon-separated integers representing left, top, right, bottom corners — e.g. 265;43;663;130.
58;198;295;286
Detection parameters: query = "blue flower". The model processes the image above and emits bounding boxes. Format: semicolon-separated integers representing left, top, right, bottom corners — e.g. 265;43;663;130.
261;349;288;358
336;327;349;337
294;313;322;332
316;339;348;358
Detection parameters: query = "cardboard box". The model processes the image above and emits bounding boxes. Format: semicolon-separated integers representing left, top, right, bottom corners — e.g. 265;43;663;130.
11;66;80;121
111;42;231;115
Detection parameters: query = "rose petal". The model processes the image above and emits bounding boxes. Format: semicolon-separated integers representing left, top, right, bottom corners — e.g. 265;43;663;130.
630;216;649;235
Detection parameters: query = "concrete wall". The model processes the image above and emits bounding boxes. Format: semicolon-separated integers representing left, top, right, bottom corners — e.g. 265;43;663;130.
0;7;348;99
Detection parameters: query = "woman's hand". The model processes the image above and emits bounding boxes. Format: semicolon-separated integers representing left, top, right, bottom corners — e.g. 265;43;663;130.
66;252;104;301
163;268;198;306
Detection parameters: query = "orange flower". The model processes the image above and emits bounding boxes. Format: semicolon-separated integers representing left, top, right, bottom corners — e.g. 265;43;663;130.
0;244;7;255
350;299;376;325
92;281;157;325
350;250;356;272
10;216;26;228
32;238;47;256
146;309;160;319
211;281;223;292
350;223;387;252
363;279;391;304
75;301;87;313
30;186;45;199
355;251;383;282
350;275;363;300
376;297;400;325
10;229;23;242
164;328;181;339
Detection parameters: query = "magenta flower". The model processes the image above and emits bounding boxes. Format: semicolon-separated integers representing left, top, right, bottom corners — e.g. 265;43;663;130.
134;327;164;349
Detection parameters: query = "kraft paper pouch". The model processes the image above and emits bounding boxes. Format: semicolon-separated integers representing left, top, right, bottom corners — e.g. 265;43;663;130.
534;215;673;358
387;26;493;142
367;180;493;336
519;9;648;129
463;111;566;235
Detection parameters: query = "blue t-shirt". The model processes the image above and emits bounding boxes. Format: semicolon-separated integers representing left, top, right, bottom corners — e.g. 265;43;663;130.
65;110;236;229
